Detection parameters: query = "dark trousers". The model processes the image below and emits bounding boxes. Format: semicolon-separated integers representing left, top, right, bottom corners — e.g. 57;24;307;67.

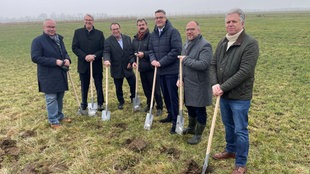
113;75;136;104
140;71;163;110
186;106;207;124
79;72;104;110
160;74;179;125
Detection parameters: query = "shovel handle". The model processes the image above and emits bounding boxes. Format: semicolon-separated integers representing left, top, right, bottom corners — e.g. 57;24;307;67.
179;56;183;111
206;96;220;154
68;71;80;106
105;66;109;106
90;61;94;100
150;67;157;109
135;55;139;93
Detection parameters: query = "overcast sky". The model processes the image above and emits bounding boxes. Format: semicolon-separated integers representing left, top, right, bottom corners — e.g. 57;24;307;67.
1;0;310;19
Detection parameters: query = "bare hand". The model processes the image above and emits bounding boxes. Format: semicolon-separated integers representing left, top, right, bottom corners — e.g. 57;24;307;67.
104;60;111;67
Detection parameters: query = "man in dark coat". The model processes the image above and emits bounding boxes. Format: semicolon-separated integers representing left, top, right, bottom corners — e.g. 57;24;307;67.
149;9;182;134
132;18;163;116
72;14;105;115
31;19;72;129
103;23;136;110
177;21;213;144
210;9;259;174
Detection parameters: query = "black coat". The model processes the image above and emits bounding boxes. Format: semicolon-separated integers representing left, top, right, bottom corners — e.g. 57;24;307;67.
31;33;70;93
132;30;153;72
103;34;135;78
72;27;105;74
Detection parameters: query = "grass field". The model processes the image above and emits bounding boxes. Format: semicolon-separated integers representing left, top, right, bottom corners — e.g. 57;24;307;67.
0;12;309;174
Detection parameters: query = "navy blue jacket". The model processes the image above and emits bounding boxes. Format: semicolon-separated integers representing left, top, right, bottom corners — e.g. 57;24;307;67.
31;33;70;93
149;20;182;75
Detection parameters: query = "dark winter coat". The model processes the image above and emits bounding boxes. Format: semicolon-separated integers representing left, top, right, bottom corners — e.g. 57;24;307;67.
72;26;105;74
31;33;71;93
149;20;182;75
210;30;259;100
132;29;153;72
103;34;135;78
181;35;213;107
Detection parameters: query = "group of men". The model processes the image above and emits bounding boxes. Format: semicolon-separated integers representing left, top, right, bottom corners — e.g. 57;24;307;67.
31;8;259;174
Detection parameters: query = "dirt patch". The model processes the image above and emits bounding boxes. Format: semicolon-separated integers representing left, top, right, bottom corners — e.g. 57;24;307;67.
181;159;214;174
160;145;180;159
125;138;147;152
113;123;128;130
20;161;68;174
20;130;37;138
0;137;20;168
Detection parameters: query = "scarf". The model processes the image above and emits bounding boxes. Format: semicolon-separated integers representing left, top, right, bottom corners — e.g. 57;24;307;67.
226;29;243;51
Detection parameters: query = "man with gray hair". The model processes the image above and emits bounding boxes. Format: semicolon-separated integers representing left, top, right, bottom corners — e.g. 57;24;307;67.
210;8;259;174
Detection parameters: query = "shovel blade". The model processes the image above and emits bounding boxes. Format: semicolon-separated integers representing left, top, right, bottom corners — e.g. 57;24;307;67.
88;103;98;116
144;113;153;130
175;114;184;135
133;97;141;111
201;153;210;174
101;109;111;121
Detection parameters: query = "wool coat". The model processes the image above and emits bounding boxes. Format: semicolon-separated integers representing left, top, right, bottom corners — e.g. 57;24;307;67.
31;33;71;93
181;35;213;107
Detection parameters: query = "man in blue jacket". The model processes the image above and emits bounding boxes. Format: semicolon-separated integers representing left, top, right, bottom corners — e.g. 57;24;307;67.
72;14;105;115
149;9;182;134
31;19;72;129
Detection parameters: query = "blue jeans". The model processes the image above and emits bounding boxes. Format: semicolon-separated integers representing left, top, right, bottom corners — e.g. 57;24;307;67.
45;92;65;125
220;98;251;167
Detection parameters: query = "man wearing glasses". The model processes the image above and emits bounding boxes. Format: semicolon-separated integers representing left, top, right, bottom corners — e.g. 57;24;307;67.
149;9;182;134
72;14;105;115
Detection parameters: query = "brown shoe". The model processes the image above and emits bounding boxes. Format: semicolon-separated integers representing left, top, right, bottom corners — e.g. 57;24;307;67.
60;118;72;123
212;151;235;160
231;166;247;174
51;124;62;129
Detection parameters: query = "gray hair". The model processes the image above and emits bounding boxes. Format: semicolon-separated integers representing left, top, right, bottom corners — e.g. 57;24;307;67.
225;8;245;23
84;14;94;20
155;9;166;15
136;18;148;25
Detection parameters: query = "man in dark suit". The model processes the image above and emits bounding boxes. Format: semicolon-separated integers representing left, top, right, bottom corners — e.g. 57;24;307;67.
31;19;72;129
72;14;105;115
103;23;136;109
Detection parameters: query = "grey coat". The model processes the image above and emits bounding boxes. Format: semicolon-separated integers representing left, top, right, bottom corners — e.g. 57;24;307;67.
181;35;213;107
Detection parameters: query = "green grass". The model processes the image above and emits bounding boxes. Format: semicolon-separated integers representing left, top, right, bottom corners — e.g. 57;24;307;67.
0;12;309;173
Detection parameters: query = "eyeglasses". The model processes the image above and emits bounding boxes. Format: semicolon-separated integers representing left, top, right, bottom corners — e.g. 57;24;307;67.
84;19;93;22
155;16;165;20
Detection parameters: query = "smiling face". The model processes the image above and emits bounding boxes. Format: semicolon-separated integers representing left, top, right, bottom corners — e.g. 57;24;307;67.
154;12;167;29
186;21;200;41
225;13;244;36
84;14;94;31
43;19;56;36
137;20;148;33
110;23;121;39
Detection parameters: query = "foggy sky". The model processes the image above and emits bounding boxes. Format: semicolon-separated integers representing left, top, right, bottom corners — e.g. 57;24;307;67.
1;0;310;20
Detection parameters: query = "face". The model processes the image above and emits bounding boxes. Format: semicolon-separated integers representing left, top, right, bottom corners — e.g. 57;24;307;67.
154;12;167;29
186;21;200;41
137;20;148;33
84;15;94;30
225;13;244;36
110;24;121;38
43;20;56;36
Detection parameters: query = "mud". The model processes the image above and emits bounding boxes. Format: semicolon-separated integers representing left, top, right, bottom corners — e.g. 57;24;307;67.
160;145;180;159
125;138;147;152
181;159;214;174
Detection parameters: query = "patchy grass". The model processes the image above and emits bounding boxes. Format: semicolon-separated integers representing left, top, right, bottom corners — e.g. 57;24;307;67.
0;12;309;173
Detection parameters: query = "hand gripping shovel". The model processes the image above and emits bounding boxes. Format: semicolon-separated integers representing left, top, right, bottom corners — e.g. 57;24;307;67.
201;96;220;174
88;61;98;116
176;56;184;135
67;71;81;111
133;54;141;111
102;66;111;121
144;67;157;130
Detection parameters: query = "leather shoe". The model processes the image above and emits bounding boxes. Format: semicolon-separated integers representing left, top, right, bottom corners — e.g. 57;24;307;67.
231;166;247;174
159;118;172;123
212;151;236;160
118;103;124;110
51;124;62;129
60;118;72;123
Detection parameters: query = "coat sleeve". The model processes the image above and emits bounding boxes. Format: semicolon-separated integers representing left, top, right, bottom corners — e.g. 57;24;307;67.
103;38;111;61
72;30;87;61
31;37;57;67
183;42;212;71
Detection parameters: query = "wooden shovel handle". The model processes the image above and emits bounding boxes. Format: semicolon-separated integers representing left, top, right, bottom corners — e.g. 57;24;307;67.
179;57;183;110
90;61;94;99
206;96;220;154
105;66;109;105
150;67;157;109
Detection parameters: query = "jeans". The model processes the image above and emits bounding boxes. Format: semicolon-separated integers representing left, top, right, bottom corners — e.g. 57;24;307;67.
45;92;65;125
220;98;251;167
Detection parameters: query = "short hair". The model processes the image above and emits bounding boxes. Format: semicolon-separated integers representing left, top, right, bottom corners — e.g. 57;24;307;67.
43;19;55;26
155;9;166;15
136;18;148;25
110;22;121;30
226;8;245;23
84;14;94;20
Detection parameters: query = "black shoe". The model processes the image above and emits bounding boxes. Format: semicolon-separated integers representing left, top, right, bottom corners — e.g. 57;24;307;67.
130;98;133;103
118;103;124;110
156;109;163;116
98;105;104;111
159;118;172;123
170;126;176;134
